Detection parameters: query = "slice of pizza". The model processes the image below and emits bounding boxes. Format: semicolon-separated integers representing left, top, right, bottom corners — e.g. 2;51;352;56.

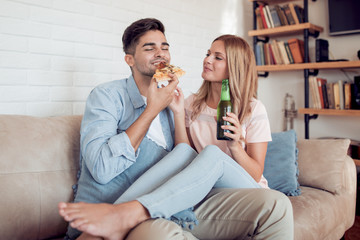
153;62;185;82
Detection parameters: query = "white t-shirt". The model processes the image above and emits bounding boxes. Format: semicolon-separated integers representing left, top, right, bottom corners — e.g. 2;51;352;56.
141;96;167;149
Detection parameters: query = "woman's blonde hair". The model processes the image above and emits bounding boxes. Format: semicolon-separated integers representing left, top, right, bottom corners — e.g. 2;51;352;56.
191;34;258;125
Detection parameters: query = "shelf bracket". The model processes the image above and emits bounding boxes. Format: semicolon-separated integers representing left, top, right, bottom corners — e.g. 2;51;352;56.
309;30;320;38
257;72;269;78
309;114;318;120
256;36;269;43
309;69;319;76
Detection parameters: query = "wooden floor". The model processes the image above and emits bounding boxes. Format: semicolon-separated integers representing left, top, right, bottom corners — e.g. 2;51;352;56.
345;216;360;240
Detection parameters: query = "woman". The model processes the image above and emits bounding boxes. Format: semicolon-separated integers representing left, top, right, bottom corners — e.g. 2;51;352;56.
58;34;272;240
185;34;270;187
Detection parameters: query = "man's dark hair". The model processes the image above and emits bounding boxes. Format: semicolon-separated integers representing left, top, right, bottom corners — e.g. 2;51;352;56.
122;18;165;55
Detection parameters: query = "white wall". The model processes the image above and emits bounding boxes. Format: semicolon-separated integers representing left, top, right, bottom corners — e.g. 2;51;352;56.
0;0;250;116
0;0;358;140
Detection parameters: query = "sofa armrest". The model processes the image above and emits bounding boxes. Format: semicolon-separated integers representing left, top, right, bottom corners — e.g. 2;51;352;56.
297;139;351;194
0;115;82;239
343;155;357;197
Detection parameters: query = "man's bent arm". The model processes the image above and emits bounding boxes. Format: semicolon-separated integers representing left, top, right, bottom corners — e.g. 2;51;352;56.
81;85;151;184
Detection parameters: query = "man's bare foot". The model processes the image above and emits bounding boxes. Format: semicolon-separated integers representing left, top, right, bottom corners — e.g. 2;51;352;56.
58;201;150;240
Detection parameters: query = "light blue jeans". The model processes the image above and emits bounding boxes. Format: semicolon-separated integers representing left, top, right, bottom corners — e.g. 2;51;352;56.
115;143;260;219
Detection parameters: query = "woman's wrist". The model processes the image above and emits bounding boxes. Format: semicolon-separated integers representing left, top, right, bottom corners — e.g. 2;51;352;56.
173;110;185;120
228;141;244;155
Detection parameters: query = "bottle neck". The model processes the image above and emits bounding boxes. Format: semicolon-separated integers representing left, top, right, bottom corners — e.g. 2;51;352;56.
220;79;230;101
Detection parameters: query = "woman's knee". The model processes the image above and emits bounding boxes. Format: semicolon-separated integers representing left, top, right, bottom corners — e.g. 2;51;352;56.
202;144;221;153
200;145;223;161
200;145;228;165
173;143;197;155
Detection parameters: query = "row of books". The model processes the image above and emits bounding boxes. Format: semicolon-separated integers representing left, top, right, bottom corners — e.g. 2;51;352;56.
309;77;359;110
255;3;305;30
255;38;307;66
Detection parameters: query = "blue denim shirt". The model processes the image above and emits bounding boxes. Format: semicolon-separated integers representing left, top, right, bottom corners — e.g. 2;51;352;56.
79;75;175;184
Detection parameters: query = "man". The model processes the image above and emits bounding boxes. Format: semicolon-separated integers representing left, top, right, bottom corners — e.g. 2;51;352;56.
59;18;294;240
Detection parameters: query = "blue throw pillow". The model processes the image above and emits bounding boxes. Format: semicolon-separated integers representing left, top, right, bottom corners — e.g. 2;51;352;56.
263;129;301;196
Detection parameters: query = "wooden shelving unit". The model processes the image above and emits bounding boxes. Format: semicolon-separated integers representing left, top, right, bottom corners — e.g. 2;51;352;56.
256;60;360;72
298;108;360;116
250;0;360;137
249;23;323;37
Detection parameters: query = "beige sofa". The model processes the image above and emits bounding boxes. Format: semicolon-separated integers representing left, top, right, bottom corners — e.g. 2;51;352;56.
0;115;356;240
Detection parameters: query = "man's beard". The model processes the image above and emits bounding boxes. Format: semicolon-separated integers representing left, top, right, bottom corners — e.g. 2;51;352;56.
133;63;156;78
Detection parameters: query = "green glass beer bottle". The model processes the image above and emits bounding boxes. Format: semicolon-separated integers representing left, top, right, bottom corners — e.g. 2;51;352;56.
217;79;233;140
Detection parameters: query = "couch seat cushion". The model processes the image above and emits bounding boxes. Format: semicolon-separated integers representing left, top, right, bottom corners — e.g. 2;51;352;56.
289;186;352;240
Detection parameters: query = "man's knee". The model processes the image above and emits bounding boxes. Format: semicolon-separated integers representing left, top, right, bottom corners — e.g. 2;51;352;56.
255;189;294;239
260;189;293;220
126;218;198;240
192;188;293;240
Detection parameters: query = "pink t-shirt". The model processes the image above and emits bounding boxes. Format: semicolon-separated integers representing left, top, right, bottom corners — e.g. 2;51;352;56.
184;94;271;188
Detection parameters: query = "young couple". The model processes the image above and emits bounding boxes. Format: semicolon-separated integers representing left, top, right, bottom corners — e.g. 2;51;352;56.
58;18;294;240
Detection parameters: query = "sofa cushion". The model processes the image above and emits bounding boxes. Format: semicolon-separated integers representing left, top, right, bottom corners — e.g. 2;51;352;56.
263;130;300;196
289;185;353;240
297;138;350;194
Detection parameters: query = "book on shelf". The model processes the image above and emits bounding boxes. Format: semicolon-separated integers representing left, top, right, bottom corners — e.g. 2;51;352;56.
333;82;341;110
338;80;344;110
288;3;300;24
271;40;283;65
277;41;290;65
309;76;321;109
294;5;305;23
255;7;264;30
255;42;263;66
326;82;335;109
263;43;270;65
259;5;268;29
287;38;304;63
275;5;289;26
263;5;272;28
283;4;296;25
309;76;316;108
315;78;326;109
265;5;274;28
351;81;360;110
320;78;329;108
269;5;282;27
344;82;352;110
260;42;265;65
284;42;294;64
268;43;277;65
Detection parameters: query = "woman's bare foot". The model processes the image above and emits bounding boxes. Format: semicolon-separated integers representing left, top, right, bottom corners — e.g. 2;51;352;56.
58;201;150;240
